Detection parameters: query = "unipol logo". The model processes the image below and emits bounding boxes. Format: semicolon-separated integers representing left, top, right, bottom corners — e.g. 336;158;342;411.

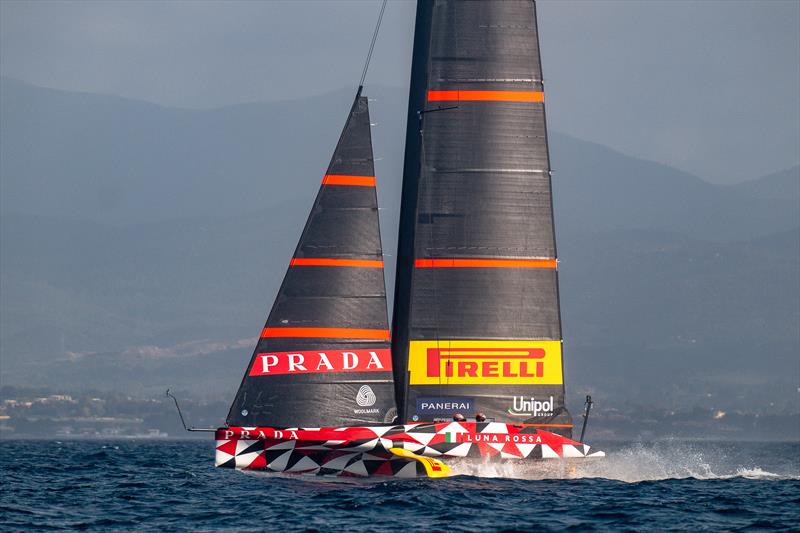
507;396;555;417
356;385;377;407
248;349;391;376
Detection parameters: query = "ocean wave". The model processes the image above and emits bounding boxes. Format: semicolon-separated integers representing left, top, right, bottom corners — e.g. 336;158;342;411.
450;440;800;482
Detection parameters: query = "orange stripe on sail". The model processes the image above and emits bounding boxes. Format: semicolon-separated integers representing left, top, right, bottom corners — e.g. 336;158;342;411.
290;258;384;268
260;327;391;340
427;90;544;103
322;175;376;186
415;258;557;269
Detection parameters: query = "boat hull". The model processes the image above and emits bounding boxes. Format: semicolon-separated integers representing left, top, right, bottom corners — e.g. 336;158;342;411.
215;422;604;478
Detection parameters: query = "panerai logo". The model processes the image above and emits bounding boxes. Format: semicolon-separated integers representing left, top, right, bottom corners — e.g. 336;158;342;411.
507;396;554;417
354;385;379;415
416;397;474;415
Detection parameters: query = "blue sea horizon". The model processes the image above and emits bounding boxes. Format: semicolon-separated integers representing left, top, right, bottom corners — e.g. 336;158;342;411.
1;440;798;531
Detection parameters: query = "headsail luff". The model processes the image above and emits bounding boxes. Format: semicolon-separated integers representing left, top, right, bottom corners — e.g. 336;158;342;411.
391;0;572;435
227;90;396;428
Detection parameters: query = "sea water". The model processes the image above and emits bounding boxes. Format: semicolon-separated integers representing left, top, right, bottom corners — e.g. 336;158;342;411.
1;440;798;531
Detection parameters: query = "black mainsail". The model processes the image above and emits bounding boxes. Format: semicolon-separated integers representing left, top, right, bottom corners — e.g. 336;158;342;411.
391;0;572;435
227;89;396;428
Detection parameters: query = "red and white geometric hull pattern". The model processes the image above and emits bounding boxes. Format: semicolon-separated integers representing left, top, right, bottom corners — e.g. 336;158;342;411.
215;422;604;478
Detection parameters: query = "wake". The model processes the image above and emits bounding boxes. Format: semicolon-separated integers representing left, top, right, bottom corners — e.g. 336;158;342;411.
449;441;800;482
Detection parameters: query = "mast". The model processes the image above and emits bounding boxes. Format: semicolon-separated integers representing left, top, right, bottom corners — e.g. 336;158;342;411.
391;0;572;436
227;92;396;428
391;0;435;424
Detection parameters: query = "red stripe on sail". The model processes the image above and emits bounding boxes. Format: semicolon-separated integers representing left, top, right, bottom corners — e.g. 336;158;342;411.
260;327;391;340
290;258;384;268
427;90;544;102
322;175;376;186
415;258;557;269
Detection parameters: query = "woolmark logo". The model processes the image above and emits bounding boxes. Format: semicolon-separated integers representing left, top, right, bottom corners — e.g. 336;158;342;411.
249;349;391;376
356;385;377;407
508;396;555;417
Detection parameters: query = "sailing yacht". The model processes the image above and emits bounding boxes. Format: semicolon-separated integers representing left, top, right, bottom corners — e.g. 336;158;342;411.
213;0;604;478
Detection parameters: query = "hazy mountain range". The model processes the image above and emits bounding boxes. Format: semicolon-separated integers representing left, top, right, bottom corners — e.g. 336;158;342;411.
1;76;797;420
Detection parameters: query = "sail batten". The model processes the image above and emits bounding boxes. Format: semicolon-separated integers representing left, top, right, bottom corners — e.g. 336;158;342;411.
392;0;571;435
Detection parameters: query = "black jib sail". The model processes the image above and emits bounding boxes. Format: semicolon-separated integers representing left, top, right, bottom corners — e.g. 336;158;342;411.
391;0;572;435
227;89;396;428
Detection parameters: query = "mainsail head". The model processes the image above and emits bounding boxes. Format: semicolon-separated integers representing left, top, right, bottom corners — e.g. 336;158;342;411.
227;91;396;428
392;0;572;436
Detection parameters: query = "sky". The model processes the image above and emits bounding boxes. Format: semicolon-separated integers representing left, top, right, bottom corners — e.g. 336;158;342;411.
1;0;798;184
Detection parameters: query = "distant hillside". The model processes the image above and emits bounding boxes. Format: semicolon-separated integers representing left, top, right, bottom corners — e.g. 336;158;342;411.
550;136;799;241
2;76;797;241
559;227;799;404
2;211;797;411
732;165;800;201
0;76;405;226
1;78;798;415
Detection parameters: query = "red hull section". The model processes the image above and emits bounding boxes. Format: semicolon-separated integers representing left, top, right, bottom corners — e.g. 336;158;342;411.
215;422;604;478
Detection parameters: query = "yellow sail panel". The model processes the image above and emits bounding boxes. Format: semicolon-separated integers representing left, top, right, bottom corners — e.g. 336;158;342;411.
407;340;563;385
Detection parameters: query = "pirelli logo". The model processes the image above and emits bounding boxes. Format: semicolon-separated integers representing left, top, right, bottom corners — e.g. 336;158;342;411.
408;340;563;385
